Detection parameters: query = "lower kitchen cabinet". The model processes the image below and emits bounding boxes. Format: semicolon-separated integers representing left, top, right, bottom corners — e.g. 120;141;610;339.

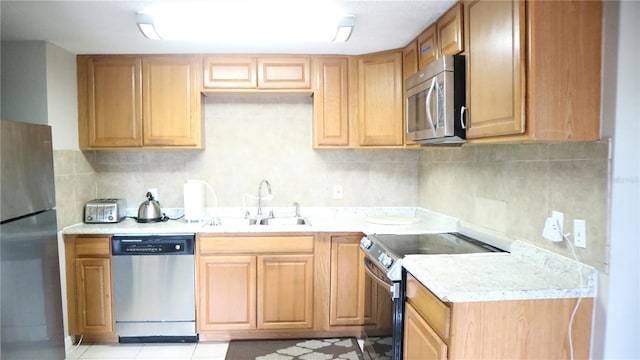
64;235;115;338
196;235;314;335
404;302;447;360
258;254;314;329
329;234;366;326
404;272;593;359
197;255;257;331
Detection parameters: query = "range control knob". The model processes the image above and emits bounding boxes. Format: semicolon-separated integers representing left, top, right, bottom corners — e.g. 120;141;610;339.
175;244;181;250
360;237;373;249
378;253;394;268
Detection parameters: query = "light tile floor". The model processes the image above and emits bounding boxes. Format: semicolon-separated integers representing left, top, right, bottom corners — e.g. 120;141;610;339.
65;339;364;359
65;342;229;360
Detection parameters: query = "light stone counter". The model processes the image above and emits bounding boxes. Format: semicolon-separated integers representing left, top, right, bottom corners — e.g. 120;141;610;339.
402;240;596;303
61;207;458;236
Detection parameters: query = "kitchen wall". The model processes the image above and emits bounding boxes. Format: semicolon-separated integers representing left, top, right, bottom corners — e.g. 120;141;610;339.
417;141;610;272
1;41;48;125
86;95;419;217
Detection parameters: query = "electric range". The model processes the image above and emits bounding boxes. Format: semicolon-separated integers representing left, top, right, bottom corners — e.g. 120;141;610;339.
359;232;505;360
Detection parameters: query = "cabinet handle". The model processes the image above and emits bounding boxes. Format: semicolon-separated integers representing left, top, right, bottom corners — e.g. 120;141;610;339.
460;106;467;129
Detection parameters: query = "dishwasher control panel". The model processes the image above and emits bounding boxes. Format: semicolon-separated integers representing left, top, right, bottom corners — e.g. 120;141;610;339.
112;234;195;256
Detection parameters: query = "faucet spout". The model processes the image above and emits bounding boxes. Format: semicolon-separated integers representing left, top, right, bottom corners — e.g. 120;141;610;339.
257;179;272;217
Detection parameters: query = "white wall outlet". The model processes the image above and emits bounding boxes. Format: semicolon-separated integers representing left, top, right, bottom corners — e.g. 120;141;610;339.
552;210;564;232
147;188;158;200
574;219;587;248
543;216;563;242
333;185;344;200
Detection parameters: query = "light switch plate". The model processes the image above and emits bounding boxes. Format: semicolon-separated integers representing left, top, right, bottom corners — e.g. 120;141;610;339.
574;219;586;248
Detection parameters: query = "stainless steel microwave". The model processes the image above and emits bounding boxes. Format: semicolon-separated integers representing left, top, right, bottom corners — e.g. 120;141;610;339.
406;55;466;144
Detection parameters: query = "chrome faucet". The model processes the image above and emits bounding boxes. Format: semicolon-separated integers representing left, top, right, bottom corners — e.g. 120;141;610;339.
257;179;272;217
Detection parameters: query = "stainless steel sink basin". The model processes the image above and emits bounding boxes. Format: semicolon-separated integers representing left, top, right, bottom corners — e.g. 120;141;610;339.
217;217;310;226
262;217;310;226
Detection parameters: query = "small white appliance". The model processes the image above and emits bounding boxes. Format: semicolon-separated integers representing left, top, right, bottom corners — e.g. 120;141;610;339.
183;180;204;222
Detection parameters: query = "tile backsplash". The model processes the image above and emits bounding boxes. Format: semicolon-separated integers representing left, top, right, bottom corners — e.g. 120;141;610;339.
55;95;418;226
53;95;610;272
418;141;610;272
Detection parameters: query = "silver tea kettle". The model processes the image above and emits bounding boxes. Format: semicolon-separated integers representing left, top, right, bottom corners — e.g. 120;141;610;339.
137;192;163;223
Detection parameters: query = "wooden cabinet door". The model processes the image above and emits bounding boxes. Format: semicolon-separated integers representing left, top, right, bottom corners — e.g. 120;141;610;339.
404;302;447;360
75;258;113;334
142;55;202;147
257;254;313;329
465;0;526;138
418;25;438;69
197;255;257;331
329;235;365;326
203;56;258;89
257;57;311;89
403;41;419;81
81;56;142;148
313;57;349;147
357;51;404;146
438;3;464;56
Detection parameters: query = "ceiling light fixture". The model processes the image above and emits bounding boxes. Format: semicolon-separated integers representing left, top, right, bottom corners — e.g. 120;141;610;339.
136;13;161;40
333;15;355;43
135;2;354;43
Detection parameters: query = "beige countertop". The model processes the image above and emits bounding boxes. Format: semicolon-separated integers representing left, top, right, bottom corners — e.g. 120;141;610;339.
63;206;597;303
62;207;458;236
403;240;596;303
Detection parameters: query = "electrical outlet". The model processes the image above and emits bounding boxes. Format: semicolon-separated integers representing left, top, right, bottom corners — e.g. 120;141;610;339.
543;217;563;242
574;219;586;248
552;210;564;233
333;185;343;200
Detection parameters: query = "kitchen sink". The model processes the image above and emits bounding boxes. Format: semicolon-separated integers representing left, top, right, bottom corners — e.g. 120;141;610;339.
262;217;310;226
216;217;311;226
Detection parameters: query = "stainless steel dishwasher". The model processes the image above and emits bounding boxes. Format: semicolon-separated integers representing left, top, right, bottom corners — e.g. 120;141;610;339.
112;234;197;343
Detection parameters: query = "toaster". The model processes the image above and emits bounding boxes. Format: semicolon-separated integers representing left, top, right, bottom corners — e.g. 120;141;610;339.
84;199;127;223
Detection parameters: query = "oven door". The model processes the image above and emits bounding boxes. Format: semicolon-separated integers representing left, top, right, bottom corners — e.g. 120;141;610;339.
362;257;402;360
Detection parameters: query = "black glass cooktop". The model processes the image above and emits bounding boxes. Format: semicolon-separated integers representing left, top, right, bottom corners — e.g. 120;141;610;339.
370;233;504;258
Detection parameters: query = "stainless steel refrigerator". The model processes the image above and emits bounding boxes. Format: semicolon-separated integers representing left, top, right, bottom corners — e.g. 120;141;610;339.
0;120;65;359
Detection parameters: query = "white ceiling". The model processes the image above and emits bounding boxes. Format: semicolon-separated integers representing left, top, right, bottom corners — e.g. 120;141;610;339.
0;1;457;55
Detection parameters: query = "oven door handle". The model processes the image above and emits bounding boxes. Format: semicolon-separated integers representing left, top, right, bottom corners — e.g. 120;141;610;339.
364;258;395;294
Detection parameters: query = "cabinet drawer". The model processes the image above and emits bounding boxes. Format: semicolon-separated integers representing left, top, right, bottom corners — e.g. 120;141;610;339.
75;236;111;256
406;273;450;340
198;236;314;255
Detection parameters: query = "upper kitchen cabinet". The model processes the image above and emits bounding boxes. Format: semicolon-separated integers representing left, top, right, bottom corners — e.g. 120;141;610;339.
357;51;404;146
464;0;602;142
402;41;419;81
203;56;311;91
313;57;350;147
203;56;258;89
417;25;438;69
78;56;143;148
437;3;464;58
142;56;203;147
416;3;464;70
77;55;203;149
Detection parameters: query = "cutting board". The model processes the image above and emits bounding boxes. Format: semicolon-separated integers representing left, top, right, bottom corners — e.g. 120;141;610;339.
365;216;420;225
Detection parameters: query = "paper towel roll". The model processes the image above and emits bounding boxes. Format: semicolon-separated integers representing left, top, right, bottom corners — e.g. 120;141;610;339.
184;181;204;222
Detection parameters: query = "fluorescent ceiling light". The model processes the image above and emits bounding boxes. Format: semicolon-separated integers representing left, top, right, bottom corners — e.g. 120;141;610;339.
136;1;354;43
136;13;161;40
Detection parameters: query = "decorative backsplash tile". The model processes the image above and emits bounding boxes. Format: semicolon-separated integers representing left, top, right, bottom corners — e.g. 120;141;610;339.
418;140;610;272
52;97;610;273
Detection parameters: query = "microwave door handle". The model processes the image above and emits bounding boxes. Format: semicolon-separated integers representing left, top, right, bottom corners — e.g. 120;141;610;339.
425;77;437;134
